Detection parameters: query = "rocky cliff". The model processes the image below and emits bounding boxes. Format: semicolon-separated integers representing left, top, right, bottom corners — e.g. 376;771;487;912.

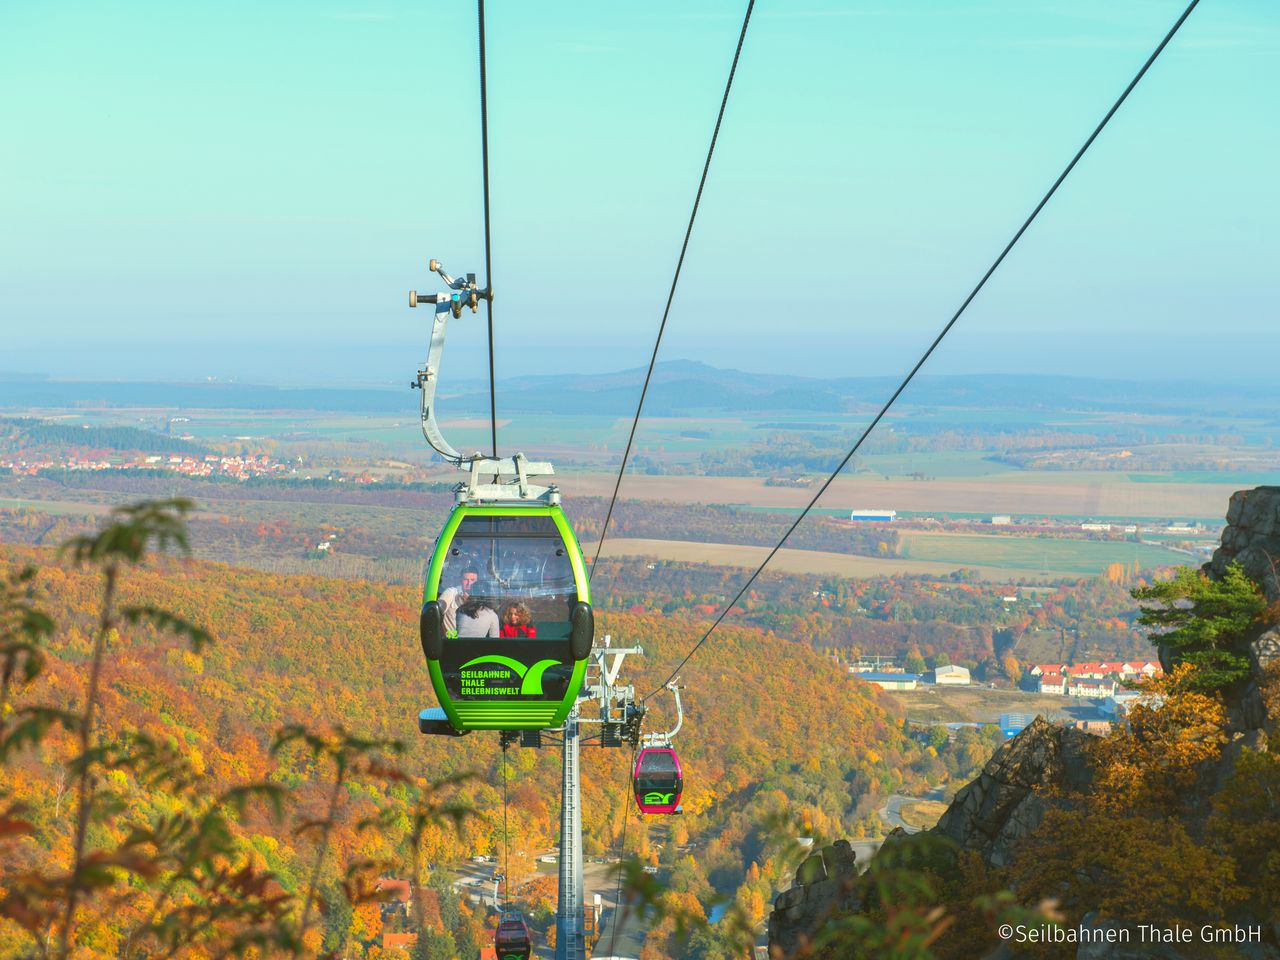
766;840;862;957
765;720;1089;956
768;486;1280;959
932;717;1092;867
1205;485;1280;733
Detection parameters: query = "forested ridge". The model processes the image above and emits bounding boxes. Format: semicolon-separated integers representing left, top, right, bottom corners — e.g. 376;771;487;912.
0;538;935;957
0;419;207;457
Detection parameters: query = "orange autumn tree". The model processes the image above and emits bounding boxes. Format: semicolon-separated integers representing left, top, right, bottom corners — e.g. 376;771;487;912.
1006;666;1244;928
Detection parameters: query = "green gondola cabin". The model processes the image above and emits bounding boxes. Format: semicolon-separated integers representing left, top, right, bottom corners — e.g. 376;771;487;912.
420;503;593;730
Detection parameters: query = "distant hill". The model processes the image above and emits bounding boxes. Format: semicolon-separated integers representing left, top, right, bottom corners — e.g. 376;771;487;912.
0;379;412;414
0;417;210;455
1;362;1276;418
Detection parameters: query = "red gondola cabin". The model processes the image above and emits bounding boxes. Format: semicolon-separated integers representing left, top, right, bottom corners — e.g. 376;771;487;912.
633;746;684;814
494;911;532;960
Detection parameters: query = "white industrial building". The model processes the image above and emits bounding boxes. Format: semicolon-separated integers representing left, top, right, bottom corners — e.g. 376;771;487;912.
854;671;919;691
928;665;971;685
849;509;896;522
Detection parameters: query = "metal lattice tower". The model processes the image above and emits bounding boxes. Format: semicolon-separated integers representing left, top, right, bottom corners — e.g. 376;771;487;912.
422;640;644;959
555;706;585;960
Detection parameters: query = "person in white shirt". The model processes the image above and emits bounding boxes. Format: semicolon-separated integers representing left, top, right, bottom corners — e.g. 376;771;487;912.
439;567;479;636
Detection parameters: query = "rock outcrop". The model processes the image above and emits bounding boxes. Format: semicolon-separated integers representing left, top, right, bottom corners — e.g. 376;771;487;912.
933;716;1092;867
1205;486;1280;733
1206;486;1280;598
766;840;861;957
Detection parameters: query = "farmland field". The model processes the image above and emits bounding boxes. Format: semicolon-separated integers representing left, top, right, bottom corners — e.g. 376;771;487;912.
562;471;1243;521
0;497;111;516
592;537;1165;582
897;530;1191;576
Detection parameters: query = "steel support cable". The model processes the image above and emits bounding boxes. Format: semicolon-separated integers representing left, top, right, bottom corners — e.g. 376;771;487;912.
589;0;757;581
641;0;1202;701
477;0;498;458
605;745;639;960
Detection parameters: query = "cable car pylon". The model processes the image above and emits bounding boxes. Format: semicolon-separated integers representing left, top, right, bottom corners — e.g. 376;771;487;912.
555;639;645;960
486;639;647;960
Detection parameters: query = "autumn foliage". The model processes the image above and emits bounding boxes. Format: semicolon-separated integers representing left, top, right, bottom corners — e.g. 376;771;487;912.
0;499;930;958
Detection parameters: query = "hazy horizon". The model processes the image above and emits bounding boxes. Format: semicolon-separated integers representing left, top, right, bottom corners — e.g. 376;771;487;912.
4;1;1277;385
5;348;1280;391
5;330;1274;391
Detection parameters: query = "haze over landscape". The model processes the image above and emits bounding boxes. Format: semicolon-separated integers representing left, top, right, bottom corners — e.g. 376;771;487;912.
2;1;1279;959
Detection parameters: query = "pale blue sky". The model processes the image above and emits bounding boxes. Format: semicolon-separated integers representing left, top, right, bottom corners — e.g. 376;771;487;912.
1;0;1276;384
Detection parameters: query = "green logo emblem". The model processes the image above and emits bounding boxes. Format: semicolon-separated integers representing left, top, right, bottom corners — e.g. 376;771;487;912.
643;791;676;805
460;655;563;696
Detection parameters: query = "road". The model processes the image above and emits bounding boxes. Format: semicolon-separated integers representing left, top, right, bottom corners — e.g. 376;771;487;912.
450;854;644;958
576;860;646;960
849;838;883;866
878;787;947;835
879;794;924;834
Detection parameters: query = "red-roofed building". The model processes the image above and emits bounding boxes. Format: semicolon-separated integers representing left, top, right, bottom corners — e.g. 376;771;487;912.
1068;662;1105;679
1037;673;1066;695
383;931;417;951
1030;664;1066;677
376;877;414;925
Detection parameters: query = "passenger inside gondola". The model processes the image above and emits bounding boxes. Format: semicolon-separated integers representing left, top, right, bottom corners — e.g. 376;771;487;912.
437;517;577;641
500;601;536;638
456;595;499;637
438;566;479;636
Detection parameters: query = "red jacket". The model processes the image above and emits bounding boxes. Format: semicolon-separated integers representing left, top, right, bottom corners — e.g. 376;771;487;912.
501;623;536;638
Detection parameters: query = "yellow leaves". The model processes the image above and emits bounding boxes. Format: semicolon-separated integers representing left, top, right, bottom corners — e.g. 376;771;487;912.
175;648;204;675
1209;747;1280;915
682;787;715;817
348;900;381;943
1091;667;1227;812
73;914;125;957
185;745;206;777
1010;809;1246;927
